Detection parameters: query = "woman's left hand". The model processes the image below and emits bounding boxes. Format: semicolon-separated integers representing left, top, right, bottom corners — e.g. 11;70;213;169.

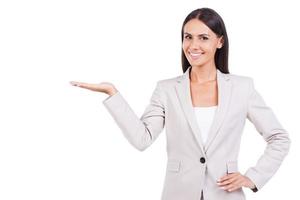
217;172;255;192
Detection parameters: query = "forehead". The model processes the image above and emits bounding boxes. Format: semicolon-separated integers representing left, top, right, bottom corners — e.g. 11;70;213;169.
183;19;213;35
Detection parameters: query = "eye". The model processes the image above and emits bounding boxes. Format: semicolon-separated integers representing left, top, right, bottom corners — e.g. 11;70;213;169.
184;35;191;39
200;36;209;40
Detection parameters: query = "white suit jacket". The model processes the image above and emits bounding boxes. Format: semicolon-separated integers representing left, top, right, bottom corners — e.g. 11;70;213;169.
102;66;291;200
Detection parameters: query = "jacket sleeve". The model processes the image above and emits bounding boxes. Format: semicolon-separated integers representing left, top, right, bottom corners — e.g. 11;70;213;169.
244;78;291;192
102;81;166;151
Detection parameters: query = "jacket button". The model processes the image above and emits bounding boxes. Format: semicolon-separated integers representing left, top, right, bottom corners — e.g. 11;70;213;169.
200;157;206;164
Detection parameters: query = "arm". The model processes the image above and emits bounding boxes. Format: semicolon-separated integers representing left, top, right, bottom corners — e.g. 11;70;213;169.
102;81;166;151
244;78;291;192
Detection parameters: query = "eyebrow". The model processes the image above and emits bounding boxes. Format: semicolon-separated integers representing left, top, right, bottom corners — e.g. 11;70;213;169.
184;32;210;37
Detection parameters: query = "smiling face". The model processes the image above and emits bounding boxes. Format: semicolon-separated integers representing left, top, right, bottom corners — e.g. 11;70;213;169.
182;18;224;68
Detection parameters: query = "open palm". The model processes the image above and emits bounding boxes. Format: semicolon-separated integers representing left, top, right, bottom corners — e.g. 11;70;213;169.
69;81;117;95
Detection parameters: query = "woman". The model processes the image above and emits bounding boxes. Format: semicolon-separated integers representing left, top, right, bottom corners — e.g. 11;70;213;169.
70;8;290;200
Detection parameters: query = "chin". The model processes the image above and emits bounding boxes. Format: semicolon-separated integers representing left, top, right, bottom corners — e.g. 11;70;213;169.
188;60;205;67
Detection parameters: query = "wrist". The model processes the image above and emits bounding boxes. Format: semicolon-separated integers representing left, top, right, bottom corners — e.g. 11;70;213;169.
251;186;258;192
244;175;258;192
107;88;118;96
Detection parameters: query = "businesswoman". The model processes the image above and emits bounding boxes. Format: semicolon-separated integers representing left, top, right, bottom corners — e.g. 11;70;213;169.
70;8;290;200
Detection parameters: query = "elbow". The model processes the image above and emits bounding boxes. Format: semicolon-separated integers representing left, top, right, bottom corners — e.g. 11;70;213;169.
125;125;154;152
285;135;291;155
281;130;291;156
136;145;147;152
131;134;152;152
133;142;150;152
134;127;154;152
267;129;291;156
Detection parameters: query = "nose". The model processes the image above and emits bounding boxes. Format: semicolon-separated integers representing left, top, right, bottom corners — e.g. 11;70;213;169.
190;39;201;50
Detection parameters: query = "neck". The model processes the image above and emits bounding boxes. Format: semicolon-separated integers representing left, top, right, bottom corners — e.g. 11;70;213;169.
190;64;217;84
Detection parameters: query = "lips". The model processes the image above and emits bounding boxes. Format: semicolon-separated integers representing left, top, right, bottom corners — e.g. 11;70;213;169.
188;51;204;60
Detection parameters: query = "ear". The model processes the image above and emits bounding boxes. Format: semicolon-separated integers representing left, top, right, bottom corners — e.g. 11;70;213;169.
217;36;224;49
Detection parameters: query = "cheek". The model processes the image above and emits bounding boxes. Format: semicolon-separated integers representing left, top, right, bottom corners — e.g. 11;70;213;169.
203;43;218;54
182;41;190;51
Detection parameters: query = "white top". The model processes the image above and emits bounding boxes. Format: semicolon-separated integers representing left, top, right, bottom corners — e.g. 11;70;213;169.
193;105;218;145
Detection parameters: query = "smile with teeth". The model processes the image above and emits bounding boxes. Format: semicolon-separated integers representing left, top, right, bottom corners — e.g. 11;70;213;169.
188;51;204;60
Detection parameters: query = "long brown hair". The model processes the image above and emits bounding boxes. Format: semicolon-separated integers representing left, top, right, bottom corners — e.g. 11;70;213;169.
181;8;229;74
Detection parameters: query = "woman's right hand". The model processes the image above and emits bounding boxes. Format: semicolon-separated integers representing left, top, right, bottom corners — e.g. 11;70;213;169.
69;81;118;96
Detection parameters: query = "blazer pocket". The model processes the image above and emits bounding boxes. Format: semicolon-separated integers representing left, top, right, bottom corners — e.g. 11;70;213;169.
226;161;238;174
167;160;181;172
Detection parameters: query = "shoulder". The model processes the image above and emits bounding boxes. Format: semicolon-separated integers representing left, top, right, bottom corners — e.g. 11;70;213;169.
155;74;183;88
226;72;256;96
227;72;252;82
226;72;254;87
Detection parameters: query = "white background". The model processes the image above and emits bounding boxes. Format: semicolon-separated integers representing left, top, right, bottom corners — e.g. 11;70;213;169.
0;0;299;199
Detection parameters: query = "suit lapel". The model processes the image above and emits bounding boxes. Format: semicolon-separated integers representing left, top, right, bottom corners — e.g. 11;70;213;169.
204;69;232;152
174;66;232;154
175;66;205;155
